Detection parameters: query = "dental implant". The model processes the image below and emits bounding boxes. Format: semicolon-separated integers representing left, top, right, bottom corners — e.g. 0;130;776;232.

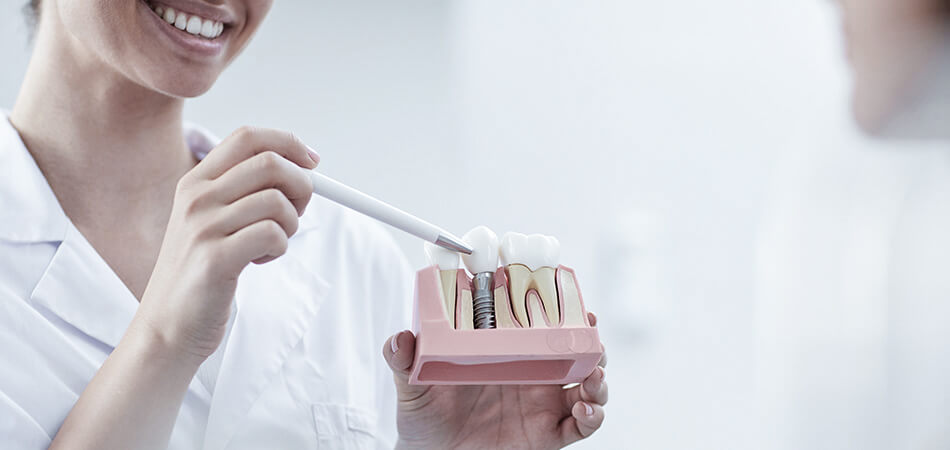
461;226;500;329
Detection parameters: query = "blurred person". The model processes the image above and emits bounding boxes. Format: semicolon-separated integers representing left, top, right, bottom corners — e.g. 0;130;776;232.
757;0;950;448
0;1;607;449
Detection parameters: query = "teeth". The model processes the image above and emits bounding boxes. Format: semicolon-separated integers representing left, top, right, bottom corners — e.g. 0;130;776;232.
460;226;499;275
163;7;176;24
500;232;561;327
424;242;459;328
200;19;216;38
186;16;202;34
174;12;187;29
152;4;225;39
499;232;560;270
558;269;589;327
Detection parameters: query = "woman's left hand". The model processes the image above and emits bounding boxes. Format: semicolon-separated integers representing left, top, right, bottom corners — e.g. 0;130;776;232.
382;312;608;450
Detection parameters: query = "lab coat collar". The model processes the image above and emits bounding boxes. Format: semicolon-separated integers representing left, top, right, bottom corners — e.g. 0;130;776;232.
1;116;226;348
0;116;69;242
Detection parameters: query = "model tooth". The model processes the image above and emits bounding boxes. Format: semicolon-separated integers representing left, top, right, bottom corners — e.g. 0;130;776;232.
500;232;561;327
424;242;459;328
493;284;518;328
460;226;499;275
558;269;588;327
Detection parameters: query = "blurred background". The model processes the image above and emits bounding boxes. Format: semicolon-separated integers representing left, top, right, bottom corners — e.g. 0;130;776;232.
3;1;948;448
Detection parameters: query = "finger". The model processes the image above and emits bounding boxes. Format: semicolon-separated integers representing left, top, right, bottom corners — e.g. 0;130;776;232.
194;127;319;180
559;402;605;446
588;311;597;326
381;331;432;399
212;189;299;237
382;330;415;377
215;219;288;273
599;348;608;368
212;151;314;216
563;366;607;409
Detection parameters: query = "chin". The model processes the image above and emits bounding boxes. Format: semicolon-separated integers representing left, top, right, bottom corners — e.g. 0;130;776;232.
146;71;219;98
850;95;897;138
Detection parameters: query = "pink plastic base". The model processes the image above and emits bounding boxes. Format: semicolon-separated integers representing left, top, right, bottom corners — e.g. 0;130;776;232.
408;265;604;385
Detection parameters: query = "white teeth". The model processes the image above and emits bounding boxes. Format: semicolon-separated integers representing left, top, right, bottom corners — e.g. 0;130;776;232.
163;7;176;24
186;16;202;34
424;242;460;271
200;19;216;38
424;241;460;329
501;232;562;328
460;226;500;275
153;4;225;39
174;12;188;29
499;232;560;271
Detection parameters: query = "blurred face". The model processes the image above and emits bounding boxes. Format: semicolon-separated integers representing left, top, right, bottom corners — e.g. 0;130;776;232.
48;0;273;97
837;0;947;134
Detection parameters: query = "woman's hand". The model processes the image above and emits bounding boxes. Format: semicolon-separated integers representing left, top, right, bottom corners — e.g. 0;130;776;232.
382;312;608;450
51;127;319;450
136;126;319;362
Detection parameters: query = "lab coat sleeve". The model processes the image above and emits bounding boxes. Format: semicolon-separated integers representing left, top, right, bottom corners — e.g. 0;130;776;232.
368;234;414;449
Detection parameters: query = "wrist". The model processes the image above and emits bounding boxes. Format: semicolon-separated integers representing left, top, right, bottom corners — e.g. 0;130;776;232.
126;314;207;373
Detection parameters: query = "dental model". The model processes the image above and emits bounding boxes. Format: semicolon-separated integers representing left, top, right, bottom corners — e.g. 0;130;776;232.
409;226;604;385
461;226;499;329
501;232;561;328
423;242;459;329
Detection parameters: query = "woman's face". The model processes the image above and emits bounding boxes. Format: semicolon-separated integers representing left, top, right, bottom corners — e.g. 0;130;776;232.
837;0;947;134
48;0;274;97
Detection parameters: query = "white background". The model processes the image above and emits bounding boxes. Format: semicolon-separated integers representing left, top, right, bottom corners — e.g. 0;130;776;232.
1;1;938;448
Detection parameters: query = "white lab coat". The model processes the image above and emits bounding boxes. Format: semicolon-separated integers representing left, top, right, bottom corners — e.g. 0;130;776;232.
0;116;413;449
755;136;950;450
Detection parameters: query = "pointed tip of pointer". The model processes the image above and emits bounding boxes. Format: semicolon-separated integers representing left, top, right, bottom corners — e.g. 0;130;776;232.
435;233;474;255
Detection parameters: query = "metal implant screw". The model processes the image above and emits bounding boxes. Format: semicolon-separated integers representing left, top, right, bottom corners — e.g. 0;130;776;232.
471;272;496;329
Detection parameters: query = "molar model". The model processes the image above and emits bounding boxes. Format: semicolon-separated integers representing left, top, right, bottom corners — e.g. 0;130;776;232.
408;226;604;385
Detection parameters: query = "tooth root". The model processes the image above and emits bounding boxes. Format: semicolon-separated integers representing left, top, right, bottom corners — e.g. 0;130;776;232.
558;269;587;327
438;270;457;328
526;293;550;328
532;267;560;327
493;284;518;328
505;264;531;327
457;288;474;330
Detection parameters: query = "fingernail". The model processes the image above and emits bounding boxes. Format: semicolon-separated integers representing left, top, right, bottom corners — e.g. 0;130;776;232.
390;332;400;354
306;145;320;165
584;402;594;416
599;366;606;380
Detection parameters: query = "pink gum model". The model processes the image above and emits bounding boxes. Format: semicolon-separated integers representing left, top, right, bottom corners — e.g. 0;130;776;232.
408;265;604;385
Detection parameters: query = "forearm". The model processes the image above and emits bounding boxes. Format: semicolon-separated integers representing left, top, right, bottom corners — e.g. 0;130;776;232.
50;316;203;450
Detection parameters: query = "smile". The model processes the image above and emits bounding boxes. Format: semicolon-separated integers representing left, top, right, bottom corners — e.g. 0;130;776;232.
147;2;225;40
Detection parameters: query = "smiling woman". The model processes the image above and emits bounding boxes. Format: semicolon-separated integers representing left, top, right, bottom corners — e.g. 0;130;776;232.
0;0;607;449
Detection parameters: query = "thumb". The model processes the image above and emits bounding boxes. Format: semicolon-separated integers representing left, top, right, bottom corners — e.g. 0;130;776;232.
382;330;430;399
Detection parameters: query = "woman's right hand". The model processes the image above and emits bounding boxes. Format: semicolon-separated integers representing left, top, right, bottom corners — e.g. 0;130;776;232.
135;126;320;363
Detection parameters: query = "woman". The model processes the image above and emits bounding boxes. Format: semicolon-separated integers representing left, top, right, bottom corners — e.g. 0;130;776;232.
757;0;950;448
0;1;608;449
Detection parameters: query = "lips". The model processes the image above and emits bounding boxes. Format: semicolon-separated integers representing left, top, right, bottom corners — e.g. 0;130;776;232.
140;0;232;57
